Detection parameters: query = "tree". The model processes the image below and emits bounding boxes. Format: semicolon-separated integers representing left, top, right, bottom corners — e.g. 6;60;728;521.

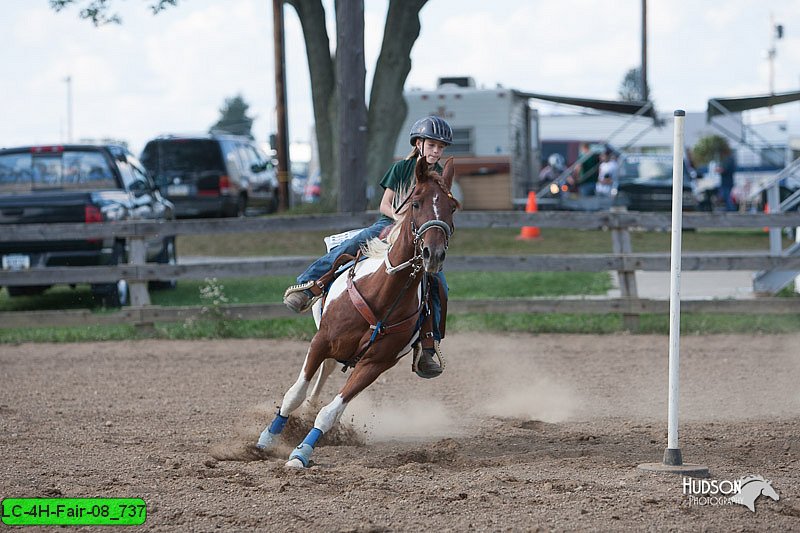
618;67;645;102
692;135;731;165
210;94;255;138
51;0;429;212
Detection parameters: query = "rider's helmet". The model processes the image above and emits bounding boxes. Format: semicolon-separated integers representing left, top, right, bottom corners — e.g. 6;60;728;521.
548;153;566;171
409;116;453;146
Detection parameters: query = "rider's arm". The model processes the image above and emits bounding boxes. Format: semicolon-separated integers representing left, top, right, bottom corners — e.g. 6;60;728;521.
380;188;397;220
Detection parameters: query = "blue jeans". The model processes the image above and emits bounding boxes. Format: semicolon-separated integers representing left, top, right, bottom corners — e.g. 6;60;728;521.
429;271;447;342
296;217;393;284
719;184;736;211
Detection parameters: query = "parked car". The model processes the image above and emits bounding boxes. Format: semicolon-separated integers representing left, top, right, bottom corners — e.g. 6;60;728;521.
614;153;697;211
140;134;278;218
0;144;176;306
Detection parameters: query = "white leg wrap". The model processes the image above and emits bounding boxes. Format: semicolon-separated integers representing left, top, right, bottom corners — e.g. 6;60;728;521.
314;394;347;434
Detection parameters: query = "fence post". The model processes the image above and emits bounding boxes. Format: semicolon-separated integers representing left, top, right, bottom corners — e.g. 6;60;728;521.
610;207;639;330
128;236;151;307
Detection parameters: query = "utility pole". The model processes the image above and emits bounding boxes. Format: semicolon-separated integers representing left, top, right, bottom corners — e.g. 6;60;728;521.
64;75;73;142
767;13;784;110
336;0;367;213
640;0;648;102
272;0;290;210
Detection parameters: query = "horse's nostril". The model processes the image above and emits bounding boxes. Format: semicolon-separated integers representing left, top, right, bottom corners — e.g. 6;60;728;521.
422;247;431;260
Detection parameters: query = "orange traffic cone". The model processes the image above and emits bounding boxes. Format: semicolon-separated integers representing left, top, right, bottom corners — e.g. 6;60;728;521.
517;191;541;240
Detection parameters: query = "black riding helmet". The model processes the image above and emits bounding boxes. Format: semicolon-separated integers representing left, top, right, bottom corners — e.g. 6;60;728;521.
409;116;453;146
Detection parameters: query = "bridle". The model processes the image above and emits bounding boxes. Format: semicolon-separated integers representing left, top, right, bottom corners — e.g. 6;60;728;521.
384;208;453;276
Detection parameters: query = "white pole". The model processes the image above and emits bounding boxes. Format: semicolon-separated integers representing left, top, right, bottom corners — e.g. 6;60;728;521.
666;110;685;462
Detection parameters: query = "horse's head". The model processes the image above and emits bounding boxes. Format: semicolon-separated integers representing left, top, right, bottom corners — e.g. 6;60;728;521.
408;157;460;273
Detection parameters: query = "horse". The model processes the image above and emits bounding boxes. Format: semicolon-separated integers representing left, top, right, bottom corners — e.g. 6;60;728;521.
728;475;780;512
255;157;459;468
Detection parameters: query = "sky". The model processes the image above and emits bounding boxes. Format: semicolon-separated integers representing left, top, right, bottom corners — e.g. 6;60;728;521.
2;0;800;157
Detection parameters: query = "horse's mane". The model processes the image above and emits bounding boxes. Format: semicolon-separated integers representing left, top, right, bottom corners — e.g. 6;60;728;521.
362;213;404;259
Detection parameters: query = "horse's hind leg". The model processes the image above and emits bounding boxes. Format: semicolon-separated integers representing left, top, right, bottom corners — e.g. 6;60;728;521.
256;348;323;450
306;358;337;408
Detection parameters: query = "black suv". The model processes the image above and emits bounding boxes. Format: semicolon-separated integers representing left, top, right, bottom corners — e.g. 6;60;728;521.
140;134;278;218
0;144;175;306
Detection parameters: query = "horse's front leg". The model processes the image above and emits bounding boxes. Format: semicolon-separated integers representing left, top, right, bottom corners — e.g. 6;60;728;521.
285;359;394;468
257;348;321;450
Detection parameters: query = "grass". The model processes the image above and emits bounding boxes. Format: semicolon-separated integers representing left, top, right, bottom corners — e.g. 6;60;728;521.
3;312;799;344
0;271;613;312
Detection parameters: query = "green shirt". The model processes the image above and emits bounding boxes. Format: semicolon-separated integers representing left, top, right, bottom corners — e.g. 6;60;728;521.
378;158;443;220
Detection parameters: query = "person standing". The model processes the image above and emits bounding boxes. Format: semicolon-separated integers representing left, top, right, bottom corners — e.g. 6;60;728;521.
716;147;737;211
574;142;600;196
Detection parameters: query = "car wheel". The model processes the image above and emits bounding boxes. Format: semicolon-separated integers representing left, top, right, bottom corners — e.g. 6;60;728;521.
92;279;129;308
91;240;129;308
149;237;177;291
235;193;247;217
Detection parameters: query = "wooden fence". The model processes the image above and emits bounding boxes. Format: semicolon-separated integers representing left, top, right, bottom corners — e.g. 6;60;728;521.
1;210;800;330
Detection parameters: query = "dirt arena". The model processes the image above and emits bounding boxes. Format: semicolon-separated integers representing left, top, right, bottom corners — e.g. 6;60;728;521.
2;332;799;531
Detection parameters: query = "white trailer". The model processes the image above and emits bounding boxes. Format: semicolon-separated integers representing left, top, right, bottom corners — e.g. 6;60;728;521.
395;78;538;210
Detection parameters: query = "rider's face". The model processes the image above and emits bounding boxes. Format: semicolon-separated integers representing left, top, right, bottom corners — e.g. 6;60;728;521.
417;139;447;164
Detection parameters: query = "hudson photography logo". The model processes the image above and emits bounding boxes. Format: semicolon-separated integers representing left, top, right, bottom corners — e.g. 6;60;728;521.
683;475;780;512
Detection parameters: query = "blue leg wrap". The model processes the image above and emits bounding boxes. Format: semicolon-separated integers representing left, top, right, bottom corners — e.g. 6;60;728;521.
256;412;288;449
288;428;323;466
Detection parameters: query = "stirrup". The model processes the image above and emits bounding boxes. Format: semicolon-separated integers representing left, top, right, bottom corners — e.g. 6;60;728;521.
412;341;446;374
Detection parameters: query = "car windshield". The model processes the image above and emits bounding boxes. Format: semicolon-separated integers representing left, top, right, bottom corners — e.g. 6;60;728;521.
618;155;674;183
0;150;116;193
141;140;225;174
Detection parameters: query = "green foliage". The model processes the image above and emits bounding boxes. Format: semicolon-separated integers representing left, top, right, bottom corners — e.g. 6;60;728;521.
618;67;645;102
692;135;731;165
210;94;255;138
49;0;177;26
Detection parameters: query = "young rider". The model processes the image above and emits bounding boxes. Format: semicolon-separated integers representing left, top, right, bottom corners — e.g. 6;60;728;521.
283;115;453;379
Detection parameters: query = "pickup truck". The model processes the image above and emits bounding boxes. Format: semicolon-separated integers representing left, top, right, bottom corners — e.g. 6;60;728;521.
0;144;176;307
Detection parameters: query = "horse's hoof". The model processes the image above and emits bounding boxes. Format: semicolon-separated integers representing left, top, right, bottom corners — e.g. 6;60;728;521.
284;458;305;469
256;429;274;450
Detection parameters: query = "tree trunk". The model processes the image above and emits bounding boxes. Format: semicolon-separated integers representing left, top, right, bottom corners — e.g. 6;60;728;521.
366;0;427;206
288;0;427;211
336;0;367;213
286;0;337;206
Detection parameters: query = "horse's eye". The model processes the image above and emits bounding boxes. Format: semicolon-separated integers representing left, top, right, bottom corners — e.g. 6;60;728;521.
412;201;420;209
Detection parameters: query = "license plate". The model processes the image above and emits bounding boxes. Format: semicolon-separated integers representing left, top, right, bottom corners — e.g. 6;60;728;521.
2;254;31;271
167;184;191;196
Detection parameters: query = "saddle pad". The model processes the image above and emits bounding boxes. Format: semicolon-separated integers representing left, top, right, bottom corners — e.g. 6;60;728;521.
323;228;364;252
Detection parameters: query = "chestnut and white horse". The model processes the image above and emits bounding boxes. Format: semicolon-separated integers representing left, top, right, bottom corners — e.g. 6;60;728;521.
256;157;459;468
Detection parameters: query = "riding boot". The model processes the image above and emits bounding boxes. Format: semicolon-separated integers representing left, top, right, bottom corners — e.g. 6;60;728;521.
283;253;358;313
413;315;443;379
283;281;322;313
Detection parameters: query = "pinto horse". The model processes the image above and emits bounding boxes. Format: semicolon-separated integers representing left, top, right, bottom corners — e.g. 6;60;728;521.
256;157;458;468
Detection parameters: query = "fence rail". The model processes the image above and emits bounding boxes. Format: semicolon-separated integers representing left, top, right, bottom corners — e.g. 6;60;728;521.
2;210;800;330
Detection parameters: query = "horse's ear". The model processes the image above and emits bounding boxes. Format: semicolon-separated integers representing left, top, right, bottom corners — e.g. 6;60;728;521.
415;156;429;183
442;157;455;189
